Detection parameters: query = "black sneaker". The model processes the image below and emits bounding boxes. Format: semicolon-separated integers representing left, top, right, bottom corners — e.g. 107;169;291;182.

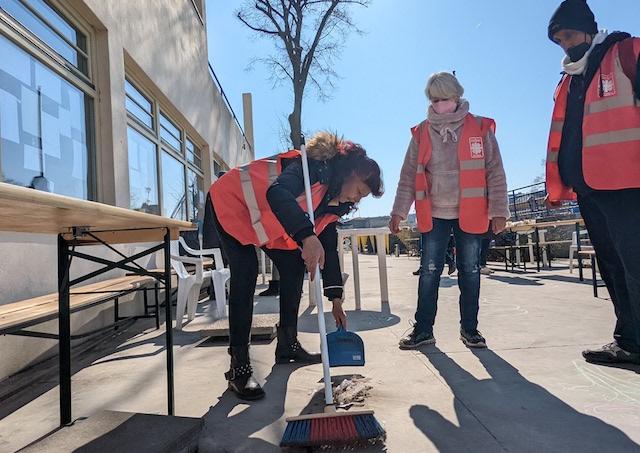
399;326;435;350
412;268;421;276
582;342;640;364
460;329;487;348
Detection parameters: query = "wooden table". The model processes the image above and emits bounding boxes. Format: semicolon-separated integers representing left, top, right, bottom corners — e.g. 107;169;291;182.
336;227;390;310
504;218;586;274
0;182;195;425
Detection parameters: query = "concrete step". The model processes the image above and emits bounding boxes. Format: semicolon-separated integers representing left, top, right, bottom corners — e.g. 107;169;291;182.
19;410;201;453
186;313;278;342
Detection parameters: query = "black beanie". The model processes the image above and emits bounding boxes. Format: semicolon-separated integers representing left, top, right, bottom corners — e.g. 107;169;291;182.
548;0;598;42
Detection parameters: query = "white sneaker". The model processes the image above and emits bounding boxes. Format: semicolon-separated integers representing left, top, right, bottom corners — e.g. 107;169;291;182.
480;267;494;275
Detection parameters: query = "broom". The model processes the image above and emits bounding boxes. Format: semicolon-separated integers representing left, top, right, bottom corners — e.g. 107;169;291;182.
280;138;386;448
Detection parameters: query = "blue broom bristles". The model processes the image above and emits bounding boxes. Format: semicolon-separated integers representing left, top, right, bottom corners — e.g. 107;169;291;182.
354;413;385;440
282;418;311;446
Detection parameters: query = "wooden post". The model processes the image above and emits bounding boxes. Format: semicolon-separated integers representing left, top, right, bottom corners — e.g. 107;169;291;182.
376;234;389;304
351;234;361;310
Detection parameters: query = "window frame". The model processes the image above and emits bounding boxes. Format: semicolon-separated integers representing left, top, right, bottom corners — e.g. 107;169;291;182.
125;76;205;221
0;0;93;85
0;0;96;200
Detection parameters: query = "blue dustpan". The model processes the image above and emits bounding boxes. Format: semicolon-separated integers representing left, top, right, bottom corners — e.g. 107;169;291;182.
327;326;365;367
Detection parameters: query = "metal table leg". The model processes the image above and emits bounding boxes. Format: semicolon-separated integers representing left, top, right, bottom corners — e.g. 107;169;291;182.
576;222;584;282
535;228;541;272
591;255;598;298
58;234;72;426
163;230;175;415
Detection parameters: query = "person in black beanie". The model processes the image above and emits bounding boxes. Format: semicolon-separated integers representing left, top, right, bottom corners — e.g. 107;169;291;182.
545;0;640;366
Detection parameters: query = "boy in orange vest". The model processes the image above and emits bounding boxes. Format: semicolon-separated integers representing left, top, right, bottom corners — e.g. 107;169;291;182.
546;0;640;365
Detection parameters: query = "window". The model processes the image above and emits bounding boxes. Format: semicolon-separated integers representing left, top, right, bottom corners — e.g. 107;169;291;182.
187;168;203;223
161;151;185;220
0;0;88;76
127;127;158;215
160;112;181;152
213;159;222;178
125;78;205;221
125;80;152;130
185;138;201;168
0;1;93;199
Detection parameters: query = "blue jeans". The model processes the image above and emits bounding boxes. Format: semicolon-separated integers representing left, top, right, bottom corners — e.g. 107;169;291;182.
415;218;484;334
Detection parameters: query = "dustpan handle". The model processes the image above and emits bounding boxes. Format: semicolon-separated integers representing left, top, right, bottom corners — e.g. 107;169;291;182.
299;137;334;406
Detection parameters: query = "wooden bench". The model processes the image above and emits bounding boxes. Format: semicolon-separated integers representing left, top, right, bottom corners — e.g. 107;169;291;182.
578;250;606;298
0;275;159;339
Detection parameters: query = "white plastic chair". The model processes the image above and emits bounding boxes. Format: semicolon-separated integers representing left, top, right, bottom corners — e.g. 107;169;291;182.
209;248;230;320
171;239;207;329
176;236;230;322
568;230;593;273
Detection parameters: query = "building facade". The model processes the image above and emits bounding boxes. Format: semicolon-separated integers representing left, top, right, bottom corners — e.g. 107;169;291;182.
0;0;253;379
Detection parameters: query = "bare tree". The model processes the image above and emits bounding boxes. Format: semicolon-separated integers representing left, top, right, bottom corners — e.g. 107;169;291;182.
237;0;370;148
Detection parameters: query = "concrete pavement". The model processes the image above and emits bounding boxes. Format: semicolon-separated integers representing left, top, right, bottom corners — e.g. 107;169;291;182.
1;256;639;452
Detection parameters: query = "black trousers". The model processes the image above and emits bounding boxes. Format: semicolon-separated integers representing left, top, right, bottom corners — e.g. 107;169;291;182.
578;189;640;353
212;210;305;348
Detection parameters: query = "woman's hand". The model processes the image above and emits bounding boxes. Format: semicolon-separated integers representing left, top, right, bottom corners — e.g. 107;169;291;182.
544;194;563;209
301;235;325;280
389;215;402;234
332;298;347;328
491;217;507;234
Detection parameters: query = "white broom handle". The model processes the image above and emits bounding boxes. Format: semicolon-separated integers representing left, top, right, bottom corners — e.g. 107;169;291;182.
300;141;334;406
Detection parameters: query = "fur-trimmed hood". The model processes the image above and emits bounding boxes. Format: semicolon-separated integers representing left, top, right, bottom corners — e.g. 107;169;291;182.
305;131;341;161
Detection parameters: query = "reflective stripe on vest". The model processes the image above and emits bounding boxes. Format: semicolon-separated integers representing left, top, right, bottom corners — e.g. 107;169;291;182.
238;159;279;244
411;113;492;234
546;38;640;198
545;75;576;203
210;150;337;250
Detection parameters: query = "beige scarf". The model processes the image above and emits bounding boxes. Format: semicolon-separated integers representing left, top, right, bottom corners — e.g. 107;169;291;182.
427;99;470;143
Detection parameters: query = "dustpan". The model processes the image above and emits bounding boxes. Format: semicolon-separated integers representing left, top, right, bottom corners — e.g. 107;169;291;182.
327;326;365;367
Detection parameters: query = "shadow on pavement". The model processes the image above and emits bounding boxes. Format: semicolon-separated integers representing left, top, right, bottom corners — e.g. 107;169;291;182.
198;363;303;452
411;346;640;453
297;303;400;334
486;275;544;286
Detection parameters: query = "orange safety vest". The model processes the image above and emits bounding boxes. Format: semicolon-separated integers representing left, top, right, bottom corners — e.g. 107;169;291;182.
412;114;495;234
546;37;640;202
210;150;339;250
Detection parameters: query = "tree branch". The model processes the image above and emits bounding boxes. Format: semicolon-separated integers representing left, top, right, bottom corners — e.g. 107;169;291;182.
301;0;339;80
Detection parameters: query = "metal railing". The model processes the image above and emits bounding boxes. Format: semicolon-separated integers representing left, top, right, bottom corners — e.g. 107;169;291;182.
508;182;580;220
207;61;252;152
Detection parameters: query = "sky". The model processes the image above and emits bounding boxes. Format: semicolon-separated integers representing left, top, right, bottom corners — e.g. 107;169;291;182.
206;0;640;218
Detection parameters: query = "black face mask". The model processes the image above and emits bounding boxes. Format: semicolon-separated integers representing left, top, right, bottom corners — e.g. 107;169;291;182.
567;42;591;62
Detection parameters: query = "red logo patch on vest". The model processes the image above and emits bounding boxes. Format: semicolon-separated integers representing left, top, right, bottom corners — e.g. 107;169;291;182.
600;73;616;97
469;137;484;159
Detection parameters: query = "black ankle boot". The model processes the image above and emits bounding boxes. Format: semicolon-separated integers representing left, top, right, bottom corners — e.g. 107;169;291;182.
275;324;321;364
258;280;279;297
225;346;265;400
